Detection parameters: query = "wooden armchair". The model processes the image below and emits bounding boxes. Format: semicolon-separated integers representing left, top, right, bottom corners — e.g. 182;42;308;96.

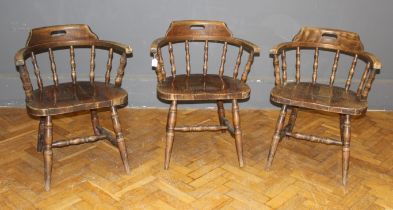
150;20;260;169
15;24;132;190
266;27;381;185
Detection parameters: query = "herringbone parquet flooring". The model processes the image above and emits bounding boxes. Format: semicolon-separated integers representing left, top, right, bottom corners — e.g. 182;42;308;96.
0;108;392;209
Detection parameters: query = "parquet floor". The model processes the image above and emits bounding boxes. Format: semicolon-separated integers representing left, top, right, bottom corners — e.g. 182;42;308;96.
0;107;392;209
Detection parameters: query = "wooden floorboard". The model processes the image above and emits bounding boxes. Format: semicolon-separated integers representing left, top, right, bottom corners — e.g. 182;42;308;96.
0;107;392;209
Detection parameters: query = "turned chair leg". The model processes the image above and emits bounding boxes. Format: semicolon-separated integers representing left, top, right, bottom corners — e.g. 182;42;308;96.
266;105;288;169
340;114;345;139
342;114;351;185
110;106;130;174
285;107;298;138
164;100;177;170
232;99;244;167
217;100;226;133
43;116;53;191
91;109;101;136
37;117;45;152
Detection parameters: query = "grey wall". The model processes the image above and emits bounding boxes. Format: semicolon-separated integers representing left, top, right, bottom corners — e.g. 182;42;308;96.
1;0;392;109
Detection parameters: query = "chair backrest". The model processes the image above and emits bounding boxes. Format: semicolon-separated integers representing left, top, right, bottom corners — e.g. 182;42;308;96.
270;27;381;99
150;20;260;82
15;24;132;101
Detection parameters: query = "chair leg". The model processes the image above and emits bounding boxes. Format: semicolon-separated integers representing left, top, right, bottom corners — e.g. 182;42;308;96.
37;117;45;152
232;99;244;167
43;116;53;191
217;100;226;133
285;107;298;136
90;109;101;135
342;114;351;186
340;114;345;139
110;106;130;174
266;105;288;169
164;100;177;170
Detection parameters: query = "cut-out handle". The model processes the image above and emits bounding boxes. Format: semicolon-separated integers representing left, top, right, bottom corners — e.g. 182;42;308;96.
292;27;364;51
26;24;99;47
165;20;232;38
322;32;338;40
50;30;67;37
190;25;205;30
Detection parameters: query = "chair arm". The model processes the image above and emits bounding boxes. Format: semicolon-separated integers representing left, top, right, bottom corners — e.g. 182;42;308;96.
360;51;381;70
150;37;166;55
15;48;27;66
232;37;260;56
96;40;132;56
269;42;293;55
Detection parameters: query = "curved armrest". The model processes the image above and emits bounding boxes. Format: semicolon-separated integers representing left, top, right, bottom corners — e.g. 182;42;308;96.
360;51;381;70
98;40;133;56
15;40;133;67
15;48;26;66
150;37;166;55
270;42;381;70
269;42;293;55
232;38;260;56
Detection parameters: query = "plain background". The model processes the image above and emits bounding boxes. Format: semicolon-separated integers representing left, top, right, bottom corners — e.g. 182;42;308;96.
1;0;392;110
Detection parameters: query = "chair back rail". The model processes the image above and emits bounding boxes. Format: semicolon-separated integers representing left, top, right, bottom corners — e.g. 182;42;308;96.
203;40;208;75
15;24;132;101
89;45;95;84
185;40;190;76
270;27;381;99
233;45;243;79
48;48;59;86
218;42;228;77
30;52;43;90
329;50;340;86
105;48;114;85
70;46;76;84
150;20;260;83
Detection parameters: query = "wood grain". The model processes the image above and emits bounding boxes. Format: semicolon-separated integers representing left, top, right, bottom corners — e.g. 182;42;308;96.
27;81;128;116
270;82;368;115
157;74;250;101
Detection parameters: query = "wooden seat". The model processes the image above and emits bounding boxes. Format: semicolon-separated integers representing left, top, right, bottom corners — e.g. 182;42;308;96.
27;82;128;116
150;20;259;169
266;27;381;185
157;74;250;100
15;24;132;191
271;82;367;115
